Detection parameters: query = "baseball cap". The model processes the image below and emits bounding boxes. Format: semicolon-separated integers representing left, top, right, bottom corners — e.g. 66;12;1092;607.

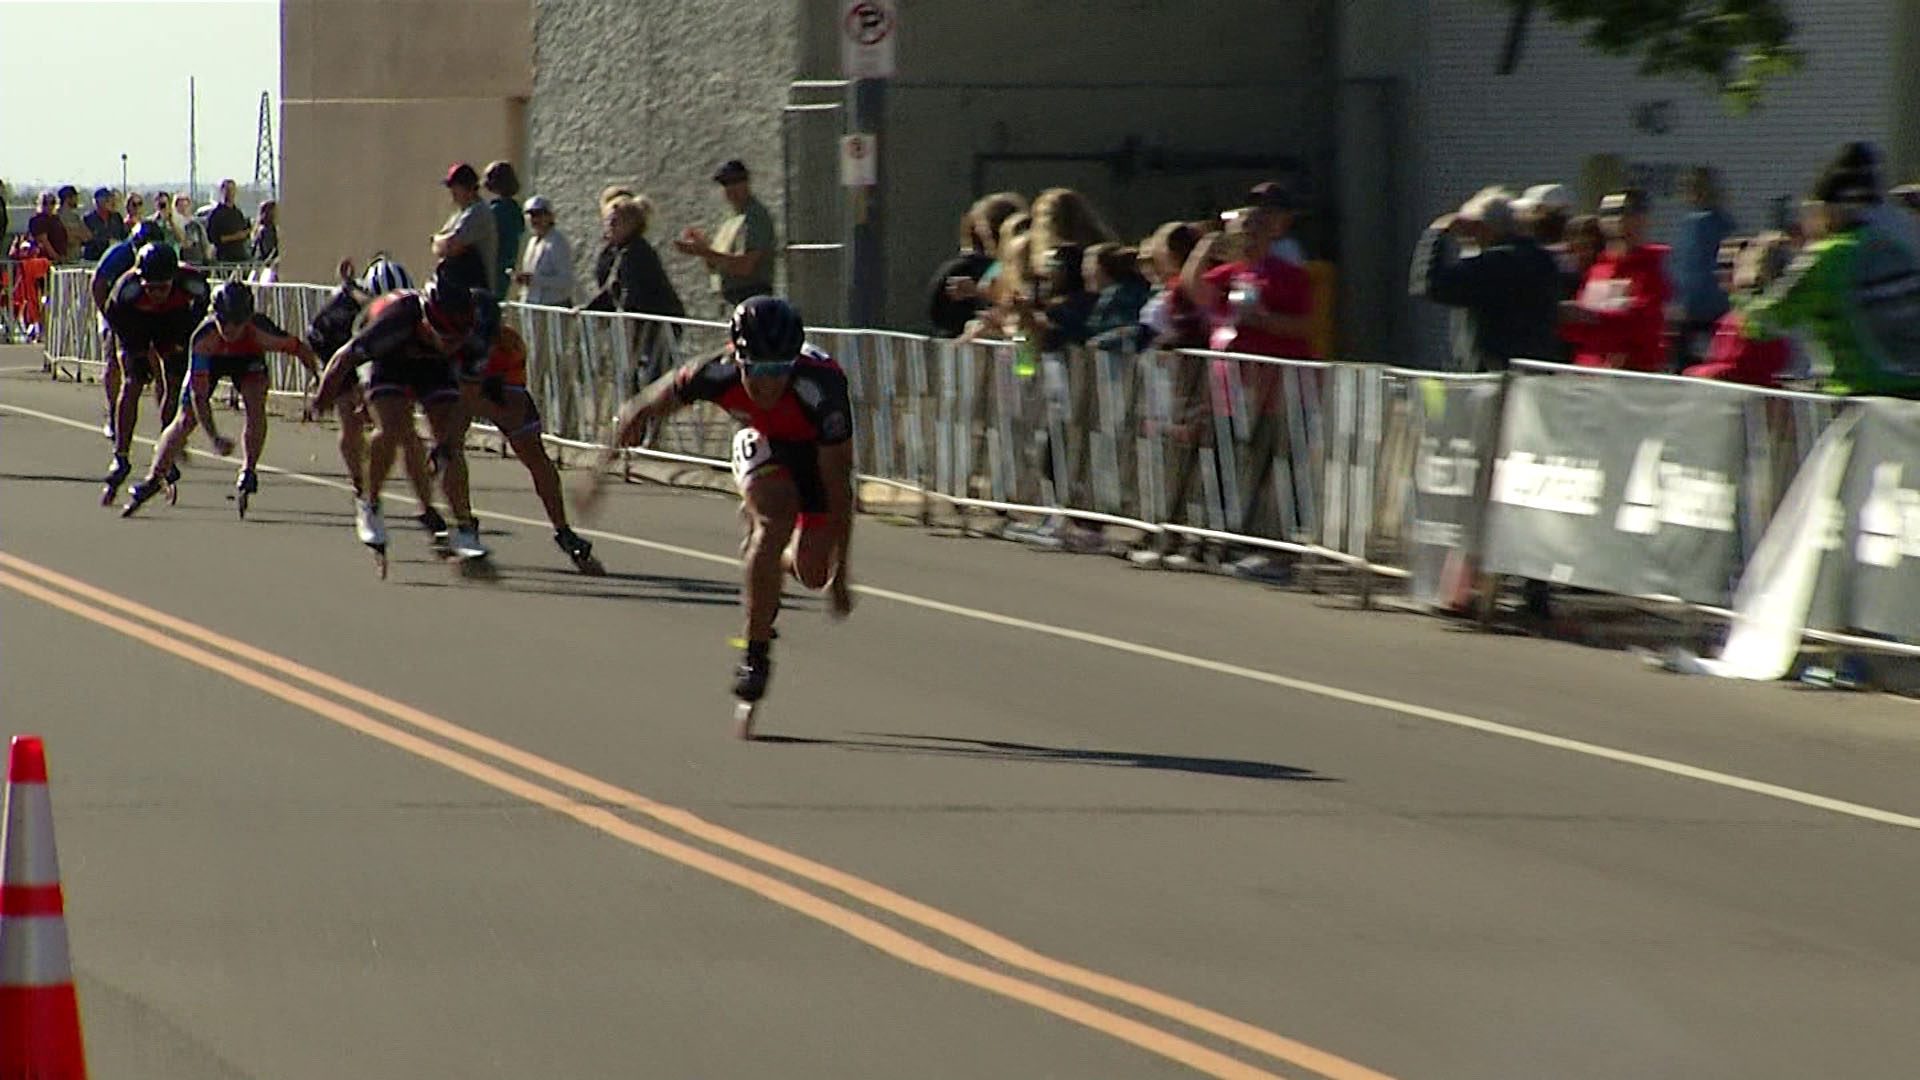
712;159;751;184
1513;183;1574;216
92;187;112;201
1246;181;1298;212
444;162;480;188
524;195;554;215
1597;188;1651;217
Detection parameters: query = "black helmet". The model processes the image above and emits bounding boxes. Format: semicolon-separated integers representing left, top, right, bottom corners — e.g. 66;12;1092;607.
135;243;179;284
728;296;805;366
423;274;475;335
128;221;165;250
211;280;254;324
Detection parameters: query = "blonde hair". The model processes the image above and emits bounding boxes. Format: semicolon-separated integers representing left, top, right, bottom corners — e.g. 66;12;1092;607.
1028;187;1115;273
605;194;654;237
599;185;636;213
968;192;1028;253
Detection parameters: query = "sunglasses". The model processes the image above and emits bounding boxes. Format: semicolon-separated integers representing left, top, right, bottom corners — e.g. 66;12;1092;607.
742;361;795;378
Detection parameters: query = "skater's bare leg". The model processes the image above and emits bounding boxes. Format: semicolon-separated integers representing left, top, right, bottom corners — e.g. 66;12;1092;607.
336;398;367;495
508;428;570;530
238;376;269;472
741;474;800;643
423;399;473;524
366;395;417;505
111;365;146;462
144;388;200;483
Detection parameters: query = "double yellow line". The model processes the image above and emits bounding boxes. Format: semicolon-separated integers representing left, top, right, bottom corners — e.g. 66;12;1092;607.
0;550;1394;1080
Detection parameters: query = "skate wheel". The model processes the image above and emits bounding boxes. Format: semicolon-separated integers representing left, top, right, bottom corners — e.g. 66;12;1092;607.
733;700;759;741
165;485;178;506
455;555;498;582
237;493;250;519
370;546;388;579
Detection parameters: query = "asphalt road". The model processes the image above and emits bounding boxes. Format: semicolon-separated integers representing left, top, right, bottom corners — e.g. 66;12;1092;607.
6;359;1920;1079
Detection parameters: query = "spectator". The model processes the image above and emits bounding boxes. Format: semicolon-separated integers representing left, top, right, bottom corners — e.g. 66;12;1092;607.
1184;193;1315;359
122;192;147;231
1031;242;1096;349
1670;166;1736;368
81;187;124;260
1083;243;1152;346
1246;181;1306;266
674;158;776;312
584;195;685;319
483;160;524;299
0;180;8;240
926;192;1026;338
514;195;575;306
1137;220;1207;349
1560;188;1673;371
27;192;68;262
174;194;211;263
1741;163;1920;397
1833;141;1920;257
251;200;279;263
55;186;89;263
430;162;497;292
1409;186;1565;371
1558;213;1605;298
1028;187;1115;283
207;179;252;262
1514;183;1574;246
1684;233;1793;388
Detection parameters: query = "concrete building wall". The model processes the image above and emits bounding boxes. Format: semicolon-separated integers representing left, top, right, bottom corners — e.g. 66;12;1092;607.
527;0;799;318
280;0;531;285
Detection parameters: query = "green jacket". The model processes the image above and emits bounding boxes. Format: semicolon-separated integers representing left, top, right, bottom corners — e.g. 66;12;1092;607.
1742;226;1920;397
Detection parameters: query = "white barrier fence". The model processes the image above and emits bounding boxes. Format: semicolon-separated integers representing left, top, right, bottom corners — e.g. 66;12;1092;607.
41;267;1911;659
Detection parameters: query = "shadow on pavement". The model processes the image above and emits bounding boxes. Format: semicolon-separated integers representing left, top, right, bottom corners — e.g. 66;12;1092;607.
753;733;1333;782
0;472;98;485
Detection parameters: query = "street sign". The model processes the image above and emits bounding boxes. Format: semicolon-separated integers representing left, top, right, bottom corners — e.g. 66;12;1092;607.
840;133;878;188
840;0;897;80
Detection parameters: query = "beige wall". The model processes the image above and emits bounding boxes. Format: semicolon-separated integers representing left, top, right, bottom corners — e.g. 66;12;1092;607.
280;0;531;284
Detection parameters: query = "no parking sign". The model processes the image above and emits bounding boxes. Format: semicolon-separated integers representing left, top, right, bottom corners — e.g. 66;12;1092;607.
840;0;897;79
839;133;878;188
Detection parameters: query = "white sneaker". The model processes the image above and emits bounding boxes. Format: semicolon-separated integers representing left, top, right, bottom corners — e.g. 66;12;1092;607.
447;524;489;559
354;500;387;546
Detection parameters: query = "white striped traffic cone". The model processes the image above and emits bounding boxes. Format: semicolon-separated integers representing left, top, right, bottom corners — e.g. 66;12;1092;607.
0;735;87;1079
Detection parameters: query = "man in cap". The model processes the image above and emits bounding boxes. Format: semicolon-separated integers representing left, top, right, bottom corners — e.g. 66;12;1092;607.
675;159;777;313
514;195;575;307
1741;158;1920;397
431;162;499;293
1410;186;1565;371
1513;183;1574;244
81;187;126;261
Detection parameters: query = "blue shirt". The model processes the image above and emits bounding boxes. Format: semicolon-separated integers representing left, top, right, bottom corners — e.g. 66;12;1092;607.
1670;207;1734;323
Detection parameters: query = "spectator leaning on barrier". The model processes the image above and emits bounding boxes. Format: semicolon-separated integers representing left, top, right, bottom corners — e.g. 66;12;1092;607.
1560;188;1673;372
208;179;251;263
584;195;685;319
1684;233;1793;388
926;192;1027;338
483;161;524;300
1083;243;1152;347
1410;186;1565;372
1246;181;1306;266
173;194;210;263
251;200;279;263
430;162;497;292
675;159;776;312
1740;163;1920;398
1137;221;1207;350
514;195;574;307
27;192;68;262
1671;166;1736;369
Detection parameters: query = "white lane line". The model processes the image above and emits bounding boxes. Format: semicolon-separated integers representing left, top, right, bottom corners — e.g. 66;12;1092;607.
10;399;1920;833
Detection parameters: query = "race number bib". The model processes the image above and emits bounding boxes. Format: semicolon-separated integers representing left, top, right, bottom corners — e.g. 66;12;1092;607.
730;427;775;488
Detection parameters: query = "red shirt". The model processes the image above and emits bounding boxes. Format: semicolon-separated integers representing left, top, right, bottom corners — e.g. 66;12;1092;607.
1201;255;1314;359
1561;243;1672;371
1682;311;1788;388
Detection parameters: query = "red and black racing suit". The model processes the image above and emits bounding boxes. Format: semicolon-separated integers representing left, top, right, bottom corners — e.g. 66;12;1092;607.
670;344;853;522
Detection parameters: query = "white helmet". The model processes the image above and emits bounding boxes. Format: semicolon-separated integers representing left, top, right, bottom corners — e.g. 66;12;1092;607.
360;256;414;296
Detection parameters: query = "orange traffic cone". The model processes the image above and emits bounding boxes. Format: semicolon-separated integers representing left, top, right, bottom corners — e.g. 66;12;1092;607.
0;735;87;1079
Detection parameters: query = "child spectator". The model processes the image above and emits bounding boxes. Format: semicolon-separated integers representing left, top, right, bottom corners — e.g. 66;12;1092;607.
1684;233;1793;387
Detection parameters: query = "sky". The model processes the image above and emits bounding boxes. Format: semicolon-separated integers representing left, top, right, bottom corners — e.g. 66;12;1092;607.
0;0;281;197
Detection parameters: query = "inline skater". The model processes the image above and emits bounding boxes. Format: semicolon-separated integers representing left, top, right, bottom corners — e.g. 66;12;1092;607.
89;221;168;441
304;256;449;539
579;296;854;736
312;269;485;577
99;244;209;505
452;291;602;572
121;280;320;518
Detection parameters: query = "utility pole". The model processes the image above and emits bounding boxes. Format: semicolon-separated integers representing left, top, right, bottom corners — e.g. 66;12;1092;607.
119;154;128;196
188;77;198;204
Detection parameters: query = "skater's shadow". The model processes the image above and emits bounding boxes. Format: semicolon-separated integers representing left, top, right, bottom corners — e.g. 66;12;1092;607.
400;565;761;607
753;733;1332;783
0;472;98;485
